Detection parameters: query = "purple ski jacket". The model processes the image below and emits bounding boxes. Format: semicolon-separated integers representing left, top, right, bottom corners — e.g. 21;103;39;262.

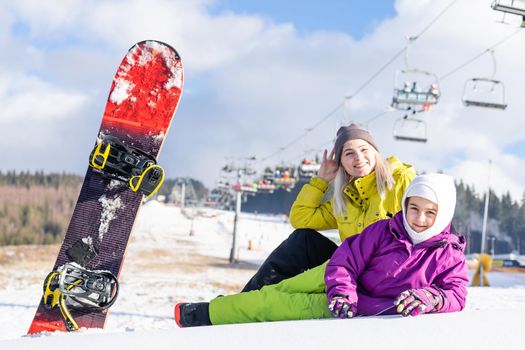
325;211;468;316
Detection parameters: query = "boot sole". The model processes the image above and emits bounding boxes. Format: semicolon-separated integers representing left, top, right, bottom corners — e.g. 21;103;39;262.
174;303;183;328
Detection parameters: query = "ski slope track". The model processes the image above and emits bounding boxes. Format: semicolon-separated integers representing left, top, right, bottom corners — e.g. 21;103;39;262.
1;201;524;349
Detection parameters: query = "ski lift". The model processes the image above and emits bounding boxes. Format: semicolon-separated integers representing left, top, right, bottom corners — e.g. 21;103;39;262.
256;179;276;194
298;159;321;180
391;70;440;111
391;37;441;113
273;164;298;190
205;187;234;210
216;180;230;189
232;182;258;193
462;78;507;110
462;50;507;110
393;115;427;143
492;0;525;27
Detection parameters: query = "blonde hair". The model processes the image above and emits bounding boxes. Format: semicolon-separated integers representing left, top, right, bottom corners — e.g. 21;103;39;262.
332;150;395;217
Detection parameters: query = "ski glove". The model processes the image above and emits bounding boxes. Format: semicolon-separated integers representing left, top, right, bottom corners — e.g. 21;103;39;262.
394;288;443;317
328;295;357;319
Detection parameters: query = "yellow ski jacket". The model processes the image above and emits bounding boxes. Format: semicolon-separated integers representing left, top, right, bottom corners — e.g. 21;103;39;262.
289;156;416;242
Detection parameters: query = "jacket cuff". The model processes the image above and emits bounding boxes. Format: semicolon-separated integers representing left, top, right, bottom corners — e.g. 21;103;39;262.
309;177;329;192
425;286;446;311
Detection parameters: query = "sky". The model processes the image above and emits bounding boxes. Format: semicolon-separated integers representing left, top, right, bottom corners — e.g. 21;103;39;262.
1;0;524;200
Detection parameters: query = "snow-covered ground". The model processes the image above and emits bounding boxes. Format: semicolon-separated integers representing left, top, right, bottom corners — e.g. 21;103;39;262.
1;201;524;349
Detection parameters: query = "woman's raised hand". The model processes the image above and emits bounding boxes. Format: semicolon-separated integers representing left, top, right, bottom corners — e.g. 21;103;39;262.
317;149;338;183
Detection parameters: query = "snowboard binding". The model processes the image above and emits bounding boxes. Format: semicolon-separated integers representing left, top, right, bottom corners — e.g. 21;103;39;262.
89;135;165;197
42;263;119;332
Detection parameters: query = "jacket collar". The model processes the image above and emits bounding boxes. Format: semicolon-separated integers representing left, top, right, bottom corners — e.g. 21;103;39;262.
343;170;377;206
389;211;465;251
343;156;408;205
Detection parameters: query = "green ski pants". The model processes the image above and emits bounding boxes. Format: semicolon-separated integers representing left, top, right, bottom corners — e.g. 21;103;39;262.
209;261;332;325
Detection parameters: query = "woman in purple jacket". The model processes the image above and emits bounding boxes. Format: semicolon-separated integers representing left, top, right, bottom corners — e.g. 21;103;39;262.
176;173;468;326
326;173;468;318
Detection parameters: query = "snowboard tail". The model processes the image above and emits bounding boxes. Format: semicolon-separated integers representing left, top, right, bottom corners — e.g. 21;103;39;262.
28;40;183;334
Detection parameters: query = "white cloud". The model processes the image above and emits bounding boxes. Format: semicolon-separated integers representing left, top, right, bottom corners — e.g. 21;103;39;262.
0;0;524;201
0;71;89;123
450;158;524;198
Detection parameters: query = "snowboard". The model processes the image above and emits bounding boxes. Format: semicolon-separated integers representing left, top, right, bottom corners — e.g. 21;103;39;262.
28;40;183;334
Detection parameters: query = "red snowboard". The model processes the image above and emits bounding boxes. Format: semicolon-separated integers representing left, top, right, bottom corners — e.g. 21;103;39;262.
28;40;183;334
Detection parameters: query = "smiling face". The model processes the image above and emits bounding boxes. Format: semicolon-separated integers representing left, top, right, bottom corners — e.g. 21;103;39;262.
339;139;376;178
405;196;438;233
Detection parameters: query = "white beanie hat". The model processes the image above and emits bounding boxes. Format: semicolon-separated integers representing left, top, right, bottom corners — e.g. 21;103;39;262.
401;173;456;244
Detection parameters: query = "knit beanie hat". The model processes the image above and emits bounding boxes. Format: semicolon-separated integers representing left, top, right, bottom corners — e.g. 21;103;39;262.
334;124;378;166
401;173;456;245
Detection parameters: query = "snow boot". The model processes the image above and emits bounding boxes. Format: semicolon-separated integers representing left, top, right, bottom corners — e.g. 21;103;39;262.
174;302;211;327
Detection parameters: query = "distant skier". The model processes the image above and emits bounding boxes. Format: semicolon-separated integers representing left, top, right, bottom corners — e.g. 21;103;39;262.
429;83;440;96
175;173;468;326
403;81;411;93
411;81;418;93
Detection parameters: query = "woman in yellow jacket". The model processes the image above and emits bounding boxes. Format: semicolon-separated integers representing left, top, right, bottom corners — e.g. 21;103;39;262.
239;123;416;292
174;123;416;327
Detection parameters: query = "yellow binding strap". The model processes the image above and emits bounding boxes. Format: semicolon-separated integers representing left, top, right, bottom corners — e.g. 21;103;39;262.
90;141;111;170
58;294;79;332
43;272;61;308
129;164;165;198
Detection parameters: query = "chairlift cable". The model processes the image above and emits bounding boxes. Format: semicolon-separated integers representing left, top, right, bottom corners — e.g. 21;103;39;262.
411;0;459;40
260;101;345;161
350;46;407;100
353;0;458;96
257;0;460;162
440;27;522;81
283;138;334;165
302;2;519;144
375;23;523;134
364;109;397;129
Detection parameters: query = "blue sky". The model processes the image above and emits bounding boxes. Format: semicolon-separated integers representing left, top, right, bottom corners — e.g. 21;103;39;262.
209;0;396;38
506;140;525;159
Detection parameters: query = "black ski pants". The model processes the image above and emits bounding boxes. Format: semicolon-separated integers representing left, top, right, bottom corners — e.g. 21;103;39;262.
241;228;338;292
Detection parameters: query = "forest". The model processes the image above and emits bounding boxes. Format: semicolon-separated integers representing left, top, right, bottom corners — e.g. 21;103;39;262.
454;180;525;255
0;171;207;246
0;171;523;255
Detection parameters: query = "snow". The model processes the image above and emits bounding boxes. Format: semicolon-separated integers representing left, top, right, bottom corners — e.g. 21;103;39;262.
108;41;182;106
1;201;524;349
143;41;184;90
97;194;124;240
107;179;126;190
109;77;134;105
151;131;165;145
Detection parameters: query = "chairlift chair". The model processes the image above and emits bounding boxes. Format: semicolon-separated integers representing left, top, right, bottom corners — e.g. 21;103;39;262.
256;180;276;194
298;162;321;179
462;78;507;110
393;116;428;143
256;169;277;193
492;0;525;26
273;164;297;190
232;182;258;193
391;69;441;112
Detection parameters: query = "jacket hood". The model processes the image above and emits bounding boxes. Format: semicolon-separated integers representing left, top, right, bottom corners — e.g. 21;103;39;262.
390;211;465;251
387;156;413;173
401;173;456;245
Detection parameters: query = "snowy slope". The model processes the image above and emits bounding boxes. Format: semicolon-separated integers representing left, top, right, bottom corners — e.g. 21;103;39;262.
1;201;525;349
5;309;525;350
